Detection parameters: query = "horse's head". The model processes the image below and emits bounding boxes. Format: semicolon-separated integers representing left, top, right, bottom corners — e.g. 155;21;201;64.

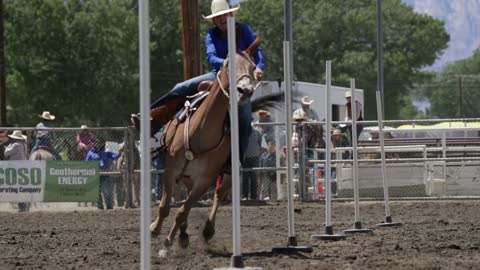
222;36;261;104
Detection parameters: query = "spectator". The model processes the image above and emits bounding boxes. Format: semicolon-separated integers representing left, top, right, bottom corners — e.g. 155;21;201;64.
256;110;274;139
259;137;277;200
86;137;122;210
0;130;8;160
31;111;61;160
293;96;319;121
4;130;29;212
344;91;364;143
331;128;351;160
76;125;95;159
242;126;263;200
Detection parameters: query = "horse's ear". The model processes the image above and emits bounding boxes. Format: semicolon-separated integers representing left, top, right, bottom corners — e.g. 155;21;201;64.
244;34;262;57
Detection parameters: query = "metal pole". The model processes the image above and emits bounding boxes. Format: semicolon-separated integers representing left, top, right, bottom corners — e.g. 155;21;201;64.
298;124;305;200
324;61;332;229
375;91;401;227
343;80;373;235
272;0;311;254
283;41;297;244
138;0;151;269
377;0;385;120
376;91;389;215
283;0;296;244
227;16;243;268
310;62;345;241
350;80;360;223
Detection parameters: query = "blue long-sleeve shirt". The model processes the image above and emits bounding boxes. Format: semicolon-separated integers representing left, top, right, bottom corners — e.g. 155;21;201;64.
85;147;121;171
206;23;265;73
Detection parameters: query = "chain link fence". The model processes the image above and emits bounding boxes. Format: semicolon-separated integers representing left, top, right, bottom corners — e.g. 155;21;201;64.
240;118;480;202
2;118;479;212
0;127;160;212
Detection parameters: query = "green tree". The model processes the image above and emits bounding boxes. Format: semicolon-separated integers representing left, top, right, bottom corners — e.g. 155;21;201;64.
4;0;449;127
426;49;480;118
5;0;139;127
237;0;449;120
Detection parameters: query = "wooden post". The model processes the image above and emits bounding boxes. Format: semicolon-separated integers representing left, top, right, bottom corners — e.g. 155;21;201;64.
181;0;201;80
0;0;6;126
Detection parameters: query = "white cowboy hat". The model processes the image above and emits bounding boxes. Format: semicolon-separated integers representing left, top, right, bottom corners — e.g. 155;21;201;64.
81;125;88;129
8;130;27;140
39;111;55;120
332;129;343;136
301;96;314;105
203;0;239;23
256;109;271;116
345;91;352;98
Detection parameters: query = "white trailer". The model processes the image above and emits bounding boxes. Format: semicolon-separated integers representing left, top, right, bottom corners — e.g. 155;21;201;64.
254;80;364;122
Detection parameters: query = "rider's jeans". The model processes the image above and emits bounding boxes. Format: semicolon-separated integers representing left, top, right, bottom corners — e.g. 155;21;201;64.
151;71;217;109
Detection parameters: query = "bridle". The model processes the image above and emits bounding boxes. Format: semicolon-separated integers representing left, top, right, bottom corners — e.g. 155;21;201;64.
216;51;261;99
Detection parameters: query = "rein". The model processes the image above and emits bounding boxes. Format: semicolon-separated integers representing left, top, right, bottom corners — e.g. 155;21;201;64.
216;70;261;99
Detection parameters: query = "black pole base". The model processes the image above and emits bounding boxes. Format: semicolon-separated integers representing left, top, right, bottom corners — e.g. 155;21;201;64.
213;255;263;270
214;256;263;270
376;216;402;227
310;225;346;241
343;221;374;235
230;255;244;269
272;236;313;254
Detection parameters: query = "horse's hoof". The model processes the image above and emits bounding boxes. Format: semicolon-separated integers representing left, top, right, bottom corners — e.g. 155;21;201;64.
164;238;173;247
150;221;161;237
202;220;215;241
178;232;189;249
158;249;168;258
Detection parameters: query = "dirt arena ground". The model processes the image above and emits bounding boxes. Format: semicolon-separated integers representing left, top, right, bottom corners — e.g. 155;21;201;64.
1;200;480;270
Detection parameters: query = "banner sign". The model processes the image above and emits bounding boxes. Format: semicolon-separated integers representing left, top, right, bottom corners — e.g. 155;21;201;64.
0;161;99;202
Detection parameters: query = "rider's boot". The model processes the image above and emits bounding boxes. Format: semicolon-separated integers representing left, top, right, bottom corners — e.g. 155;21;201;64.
131;98;184;136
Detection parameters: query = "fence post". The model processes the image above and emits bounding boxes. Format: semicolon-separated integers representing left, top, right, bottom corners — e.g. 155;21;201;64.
124;127;135;208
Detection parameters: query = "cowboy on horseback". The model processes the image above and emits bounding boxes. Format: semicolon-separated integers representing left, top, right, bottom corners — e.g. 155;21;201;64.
131;0;265;158
31;111;62;160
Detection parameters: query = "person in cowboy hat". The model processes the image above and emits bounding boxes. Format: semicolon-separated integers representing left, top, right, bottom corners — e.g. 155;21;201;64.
344;91;364;143
255;109;274;138
331;128;350;160
4;130;27;161
293;96;319;121
76;125;96;159
131;0;265;154
31;111;61;160
4;130;30;212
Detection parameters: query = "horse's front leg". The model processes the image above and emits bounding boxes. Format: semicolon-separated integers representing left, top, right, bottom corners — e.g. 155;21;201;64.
150;177;173;237
165;178;210;249
203;174;231;241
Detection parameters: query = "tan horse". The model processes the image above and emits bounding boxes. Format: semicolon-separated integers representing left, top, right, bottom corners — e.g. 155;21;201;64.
150;37;262;250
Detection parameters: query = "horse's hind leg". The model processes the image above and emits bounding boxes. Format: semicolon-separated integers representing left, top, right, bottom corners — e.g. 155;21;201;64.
150;177;173;237
203;174;231;241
